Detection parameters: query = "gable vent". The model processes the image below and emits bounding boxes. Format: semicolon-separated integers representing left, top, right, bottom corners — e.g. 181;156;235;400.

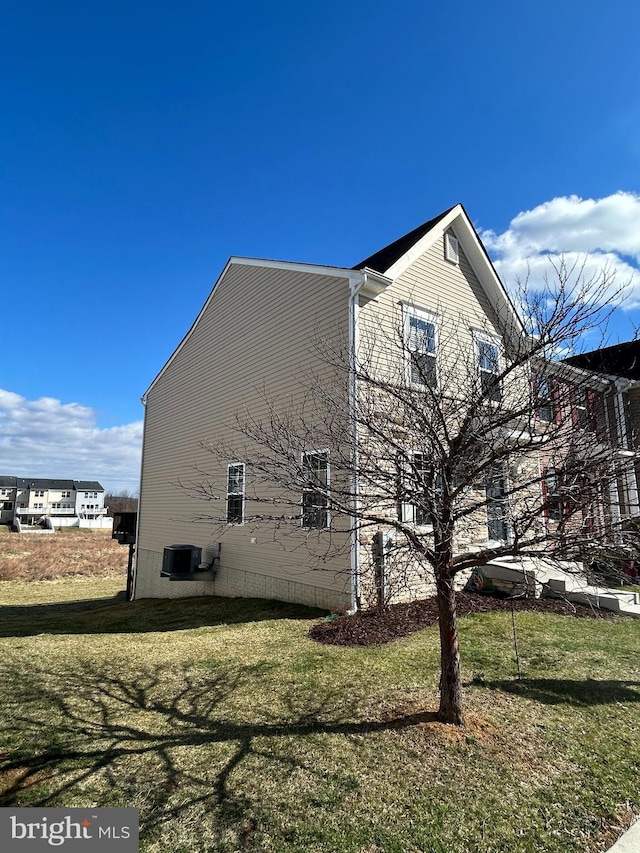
445;232;459;265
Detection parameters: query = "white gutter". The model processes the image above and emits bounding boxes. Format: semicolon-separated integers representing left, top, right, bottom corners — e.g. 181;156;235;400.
347;275;363;614
346;269;392;613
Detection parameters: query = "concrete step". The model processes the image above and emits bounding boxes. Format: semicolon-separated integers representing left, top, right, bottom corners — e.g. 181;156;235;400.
619;603;640;619
480;558;640;619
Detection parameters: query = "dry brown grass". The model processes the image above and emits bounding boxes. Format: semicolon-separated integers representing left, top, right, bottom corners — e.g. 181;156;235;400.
0;527;128;581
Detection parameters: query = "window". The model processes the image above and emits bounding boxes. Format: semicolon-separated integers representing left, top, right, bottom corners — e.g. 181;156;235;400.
486;465;508;543
33;503;43;510
542;467;564;522
61;491;71;498
574;388;589;429
476;334;502;403
444;232;459;264
226;463;245;524
406;307;438;388
301;451;329;529
33;490;45;498
536;374;554;423
399;453;441;526
1;501;13;511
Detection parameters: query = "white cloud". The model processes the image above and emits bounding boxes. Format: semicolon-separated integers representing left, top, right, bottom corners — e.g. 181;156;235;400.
481;192;640;309
0;389;143;493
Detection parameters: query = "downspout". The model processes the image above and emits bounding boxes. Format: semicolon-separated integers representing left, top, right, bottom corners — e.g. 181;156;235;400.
347;274;364;613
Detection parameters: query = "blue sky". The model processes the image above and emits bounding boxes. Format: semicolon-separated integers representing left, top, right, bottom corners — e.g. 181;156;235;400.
3;0;640;492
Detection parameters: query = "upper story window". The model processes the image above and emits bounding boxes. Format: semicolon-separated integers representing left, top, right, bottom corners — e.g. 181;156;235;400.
301;451;329;529
475;332;502;403
406;307;438;389
226;463;245;524
33;490;45;498
574;388;589;429
61;491;71;498
84;491;98;499
536;374;554;423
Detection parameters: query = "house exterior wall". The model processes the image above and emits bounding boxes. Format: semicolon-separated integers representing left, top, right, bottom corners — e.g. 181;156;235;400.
135;261;354;611
353;232;541;604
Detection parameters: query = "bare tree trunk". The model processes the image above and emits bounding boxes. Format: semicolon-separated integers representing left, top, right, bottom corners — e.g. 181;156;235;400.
436;568;465;726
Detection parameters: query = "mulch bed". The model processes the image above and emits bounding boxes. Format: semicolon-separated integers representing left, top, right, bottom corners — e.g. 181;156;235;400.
309;591;616;647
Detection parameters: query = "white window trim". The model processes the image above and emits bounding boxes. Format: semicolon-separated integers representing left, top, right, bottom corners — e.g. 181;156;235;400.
226;462;245;525
301;449;330;530
404;304;439;390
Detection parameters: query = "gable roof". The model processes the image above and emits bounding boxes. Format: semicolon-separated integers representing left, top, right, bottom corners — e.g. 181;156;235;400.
565;340;640;380
353;203;525;336
352;207;456;274
144;204;527;401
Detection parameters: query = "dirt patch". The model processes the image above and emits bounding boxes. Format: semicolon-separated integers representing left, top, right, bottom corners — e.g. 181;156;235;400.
310;591;615;647
0;530;127;581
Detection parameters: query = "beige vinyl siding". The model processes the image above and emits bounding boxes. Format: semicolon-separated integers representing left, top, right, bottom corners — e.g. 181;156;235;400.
354;232;521;563
136;262;352;604
357;233;505;381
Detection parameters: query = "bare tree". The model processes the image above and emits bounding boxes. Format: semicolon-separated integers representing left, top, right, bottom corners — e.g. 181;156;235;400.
187;258;638;725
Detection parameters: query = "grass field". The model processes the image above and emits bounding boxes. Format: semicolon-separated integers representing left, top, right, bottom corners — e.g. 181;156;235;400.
0;525;128;580
0;563;638;853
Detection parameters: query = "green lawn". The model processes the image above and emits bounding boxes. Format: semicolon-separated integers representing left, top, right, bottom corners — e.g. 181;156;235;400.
0;578;638;853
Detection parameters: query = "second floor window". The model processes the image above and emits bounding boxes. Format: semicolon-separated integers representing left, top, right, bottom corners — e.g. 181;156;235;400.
406;308;437;389
476;335;502;403
226;463;245;524
536;374;554;423
301;451;329;529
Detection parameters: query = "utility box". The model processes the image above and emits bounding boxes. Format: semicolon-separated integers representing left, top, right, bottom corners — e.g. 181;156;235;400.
161;544;202;578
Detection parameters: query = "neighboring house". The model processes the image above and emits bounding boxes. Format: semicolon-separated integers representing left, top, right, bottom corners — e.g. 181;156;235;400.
133;204;637;610
564;341;640;528
0;477;109;528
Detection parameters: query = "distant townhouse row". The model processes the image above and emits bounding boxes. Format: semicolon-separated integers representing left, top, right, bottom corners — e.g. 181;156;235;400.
0;477;110;529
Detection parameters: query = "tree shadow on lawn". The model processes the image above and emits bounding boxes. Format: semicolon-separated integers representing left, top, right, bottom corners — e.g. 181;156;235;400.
0;595;328;637
0;661;437;846
479;677;640;706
